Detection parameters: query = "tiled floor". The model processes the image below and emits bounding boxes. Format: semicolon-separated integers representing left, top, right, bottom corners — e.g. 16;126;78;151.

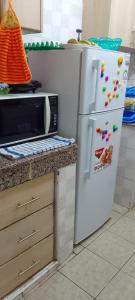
24;203;135;300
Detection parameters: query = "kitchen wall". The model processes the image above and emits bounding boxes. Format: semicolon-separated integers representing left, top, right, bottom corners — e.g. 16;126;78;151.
43;0;83;42
127;53;135;87
23;0;83;43
114;52;135;208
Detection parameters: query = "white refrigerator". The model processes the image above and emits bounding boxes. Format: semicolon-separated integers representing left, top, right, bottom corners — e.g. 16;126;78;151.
28;47;130;244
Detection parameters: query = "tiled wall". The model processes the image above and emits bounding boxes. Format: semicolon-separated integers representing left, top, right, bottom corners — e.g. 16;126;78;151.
55;164;76;263
127;53;135;87
114;52;135;208
43;0;83;42
114;126;135;208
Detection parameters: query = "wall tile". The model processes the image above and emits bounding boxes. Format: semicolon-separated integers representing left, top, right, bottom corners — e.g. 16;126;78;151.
55;164;76;263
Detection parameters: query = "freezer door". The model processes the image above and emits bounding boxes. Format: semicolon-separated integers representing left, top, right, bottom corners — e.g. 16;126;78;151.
79;48;130;114
75;109;123;244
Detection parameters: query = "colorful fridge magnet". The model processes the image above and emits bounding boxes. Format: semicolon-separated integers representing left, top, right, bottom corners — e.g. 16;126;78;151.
113;125;118;132
123;70;128;80
113;78;116;84
114;86;117;92
105;101;109;107
107;92;111;98
105;76;109;82
118;82;122;88
109;96;113;102
102;87;106;92
117;69;121;75
118;56;123;66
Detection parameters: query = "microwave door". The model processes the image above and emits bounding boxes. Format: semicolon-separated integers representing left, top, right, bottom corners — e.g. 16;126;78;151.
45;96;51;135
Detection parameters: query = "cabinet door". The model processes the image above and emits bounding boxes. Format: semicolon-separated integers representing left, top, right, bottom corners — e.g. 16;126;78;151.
109;0;134;47
14;0;42;31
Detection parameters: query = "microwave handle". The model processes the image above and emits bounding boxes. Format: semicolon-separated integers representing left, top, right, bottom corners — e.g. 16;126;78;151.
45;96;51;135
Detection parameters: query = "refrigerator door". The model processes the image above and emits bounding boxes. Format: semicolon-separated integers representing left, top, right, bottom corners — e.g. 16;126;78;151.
79;48;130;114
75;109;123;244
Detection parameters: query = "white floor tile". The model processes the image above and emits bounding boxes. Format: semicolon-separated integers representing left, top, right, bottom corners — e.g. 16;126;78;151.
97;271;135;300
113;203;128;215
60;249;117;298
88;231;135;268
73;244;84;255
109;216;135;245
122;253;135;279
23;273;93;300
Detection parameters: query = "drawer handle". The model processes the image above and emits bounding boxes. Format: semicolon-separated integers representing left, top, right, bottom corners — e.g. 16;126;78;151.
17;196;40;209
18;260;40;277
17;230;40;244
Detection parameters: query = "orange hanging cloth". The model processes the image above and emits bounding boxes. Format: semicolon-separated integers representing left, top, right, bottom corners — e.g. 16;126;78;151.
0;0;32;84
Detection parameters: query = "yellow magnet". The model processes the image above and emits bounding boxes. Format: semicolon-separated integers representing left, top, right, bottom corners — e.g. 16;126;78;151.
118;82;122;88
118;56;123;66
109;96;112;102
113;78;116;84
101;66;105;72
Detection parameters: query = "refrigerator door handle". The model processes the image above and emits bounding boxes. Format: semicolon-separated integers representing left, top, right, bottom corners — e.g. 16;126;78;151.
89;59;100;112
84;117;96;177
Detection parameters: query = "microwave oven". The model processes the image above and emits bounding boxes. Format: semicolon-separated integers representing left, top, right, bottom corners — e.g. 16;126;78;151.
0;93;58;147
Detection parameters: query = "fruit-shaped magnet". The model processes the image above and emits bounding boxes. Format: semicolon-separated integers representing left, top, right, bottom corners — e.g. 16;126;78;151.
105;101;108;107
105;76;109;82
118;56;123;66
102;87;106;92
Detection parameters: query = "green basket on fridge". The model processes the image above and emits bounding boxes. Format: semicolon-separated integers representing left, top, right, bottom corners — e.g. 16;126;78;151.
88;37;122;50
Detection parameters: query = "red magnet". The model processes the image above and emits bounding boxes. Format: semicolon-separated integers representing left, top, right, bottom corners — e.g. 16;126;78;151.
105;76;109;82
105;101;108;107
114;86;117;92
106;137;109;142
96;128;101;133
108;132;112;137
107;92;111;98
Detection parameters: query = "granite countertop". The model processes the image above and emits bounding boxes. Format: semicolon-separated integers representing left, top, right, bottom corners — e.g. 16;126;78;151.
0;144;77;192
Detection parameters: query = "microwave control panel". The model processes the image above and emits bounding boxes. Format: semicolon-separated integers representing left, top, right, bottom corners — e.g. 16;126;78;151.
49;96;58;133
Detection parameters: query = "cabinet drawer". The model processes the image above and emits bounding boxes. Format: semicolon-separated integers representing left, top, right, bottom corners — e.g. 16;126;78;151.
0;205;53;266
0;173;54;230
0;235;54;299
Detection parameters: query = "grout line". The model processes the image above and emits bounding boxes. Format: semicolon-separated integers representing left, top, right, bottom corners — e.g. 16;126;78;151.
85;248;120;270
57;253;77;271
93;249;135;298
58;270;94;299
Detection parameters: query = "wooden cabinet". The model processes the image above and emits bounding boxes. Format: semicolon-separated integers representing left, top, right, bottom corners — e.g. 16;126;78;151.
0;236;53;299
0;173;54;230
0;173;54;298
0;0;42;31
82;0;135;48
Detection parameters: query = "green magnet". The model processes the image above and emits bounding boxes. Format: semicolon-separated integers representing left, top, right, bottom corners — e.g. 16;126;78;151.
116;94;119;98
102;87;106;92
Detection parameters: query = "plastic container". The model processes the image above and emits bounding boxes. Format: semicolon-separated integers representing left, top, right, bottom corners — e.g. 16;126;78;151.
88;37;122;50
